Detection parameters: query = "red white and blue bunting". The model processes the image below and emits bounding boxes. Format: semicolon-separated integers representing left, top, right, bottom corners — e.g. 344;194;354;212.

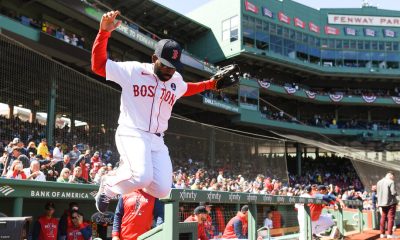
257;80;271;89
362;95;376;103
284;86;297;94
392;97;400;104
329;94;343;102
305;90;317;99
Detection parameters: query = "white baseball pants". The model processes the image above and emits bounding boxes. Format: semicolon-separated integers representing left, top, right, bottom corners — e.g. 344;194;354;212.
104;127;172;198
312;214;335;235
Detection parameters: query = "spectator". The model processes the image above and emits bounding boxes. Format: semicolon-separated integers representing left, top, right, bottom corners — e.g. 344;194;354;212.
74;155;89;182
89;169;96;183
6;160;26;179
58;202;79;240
66;210;91;240
52;142;63;163
23;160;46;181
54;155;73;176
70;34;78;46
377;172;398;239
78;37;85;48
0;150;7;174
8;146;29;169
112;190;155;240
222;205;248;239
26;141;37;156
184;206;209;240
69;145;80;165
217;170;225;183
32;202;58;240
69;166;87;184
37;138;49;158
90;151;101;168
57;168;71;183
12;138;27;155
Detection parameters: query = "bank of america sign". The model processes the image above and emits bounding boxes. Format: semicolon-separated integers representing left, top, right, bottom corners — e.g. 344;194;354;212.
328;14;400;27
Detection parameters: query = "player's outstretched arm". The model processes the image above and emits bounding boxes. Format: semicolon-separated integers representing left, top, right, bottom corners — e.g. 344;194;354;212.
91;10;121;77
183;79;217;97
183;64;240;96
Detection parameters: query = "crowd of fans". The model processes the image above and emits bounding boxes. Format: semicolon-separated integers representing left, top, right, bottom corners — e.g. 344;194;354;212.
0;114;116;184
1;8;86;49
243;71;400;98
259;105;400;132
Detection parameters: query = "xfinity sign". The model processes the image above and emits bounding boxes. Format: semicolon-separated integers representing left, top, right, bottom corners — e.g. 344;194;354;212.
328;14;400;27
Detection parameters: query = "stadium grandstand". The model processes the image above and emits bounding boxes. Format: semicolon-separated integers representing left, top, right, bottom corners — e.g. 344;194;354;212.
0;0;399;239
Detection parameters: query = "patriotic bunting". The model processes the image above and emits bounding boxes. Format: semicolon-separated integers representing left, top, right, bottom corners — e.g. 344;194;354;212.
284;86;297;94
392;97;400;104
305;90;317;99
362;95;376;103
329;94;343;102
257;80;271;89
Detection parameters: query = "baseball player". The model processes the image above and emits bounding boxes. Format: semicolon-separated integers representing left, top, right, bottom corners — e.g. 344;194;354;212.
91;10;221;213
310;185;345;238
112;190;155;240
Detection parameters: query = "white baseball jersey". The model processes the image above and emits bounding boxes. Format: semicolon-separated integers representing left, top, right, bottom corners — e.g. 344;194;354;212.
106;60;188;133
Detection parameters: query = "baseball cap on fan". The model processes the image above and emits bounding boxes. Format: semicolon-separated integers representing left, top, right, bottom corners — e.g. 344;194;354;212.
154;39;183;71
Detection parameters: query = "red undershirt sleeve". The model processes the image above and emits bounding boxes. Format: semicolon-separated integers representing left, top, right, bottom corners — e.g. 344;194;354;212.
183;79;216;97
91;29;111;78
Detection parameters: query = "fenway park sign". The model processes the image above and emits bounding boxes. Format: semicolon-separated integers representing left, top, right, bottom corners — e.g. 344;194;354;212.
328;14;400;27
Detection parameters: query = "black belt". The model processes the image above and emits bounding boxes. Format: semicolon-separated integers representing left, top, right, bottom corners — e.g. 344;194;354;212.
154;133;161;137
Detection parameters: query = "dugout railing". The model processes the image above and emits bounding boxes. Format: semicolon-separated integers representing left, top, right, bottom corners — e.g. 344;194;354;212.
0;179;366;240
147;189;364;240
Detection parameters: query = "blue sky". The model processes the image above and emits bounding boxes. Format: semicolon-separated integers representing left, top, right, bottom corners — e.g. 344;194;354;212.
154;0;400;14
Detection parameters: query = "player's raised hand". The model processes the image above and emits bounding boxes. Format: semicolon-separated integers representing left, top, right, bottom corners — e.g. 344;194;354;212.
100;10;122;32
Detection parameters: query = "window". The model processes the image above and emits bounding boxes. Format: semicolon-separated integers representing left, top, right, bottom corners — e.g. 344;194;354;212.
357;40;364;50
350;40;356;49
277;25;283;36
336;39;342;49
242;15;255;47
222;15;239;42
385;42;392;51
270;23;276;35
328;39;335;48
296;31;302;42
393;42;399;51
364;41;371;50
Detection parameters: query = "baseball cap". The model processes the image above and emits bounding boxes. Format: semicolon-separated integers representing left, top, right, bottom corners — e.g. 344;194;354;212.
241;205;249;212
318;185;327;191
194;206;208;215
154;39;183;70
45;202;55;210
12;138;21;144
199;202;213;207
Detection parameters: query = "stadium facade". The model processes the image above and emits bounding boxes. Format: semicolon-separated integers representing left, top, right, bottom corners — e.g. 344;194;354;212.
1;0;400;181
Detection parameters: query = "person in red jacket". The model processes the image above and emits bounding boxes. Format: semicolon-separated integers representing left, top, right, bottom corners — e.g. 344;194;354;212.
66;210;91;240
32;202;58;240
222;205;249;239
112;190;155;240
199;202;215;239
184;206;209;240
309;185;345;237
